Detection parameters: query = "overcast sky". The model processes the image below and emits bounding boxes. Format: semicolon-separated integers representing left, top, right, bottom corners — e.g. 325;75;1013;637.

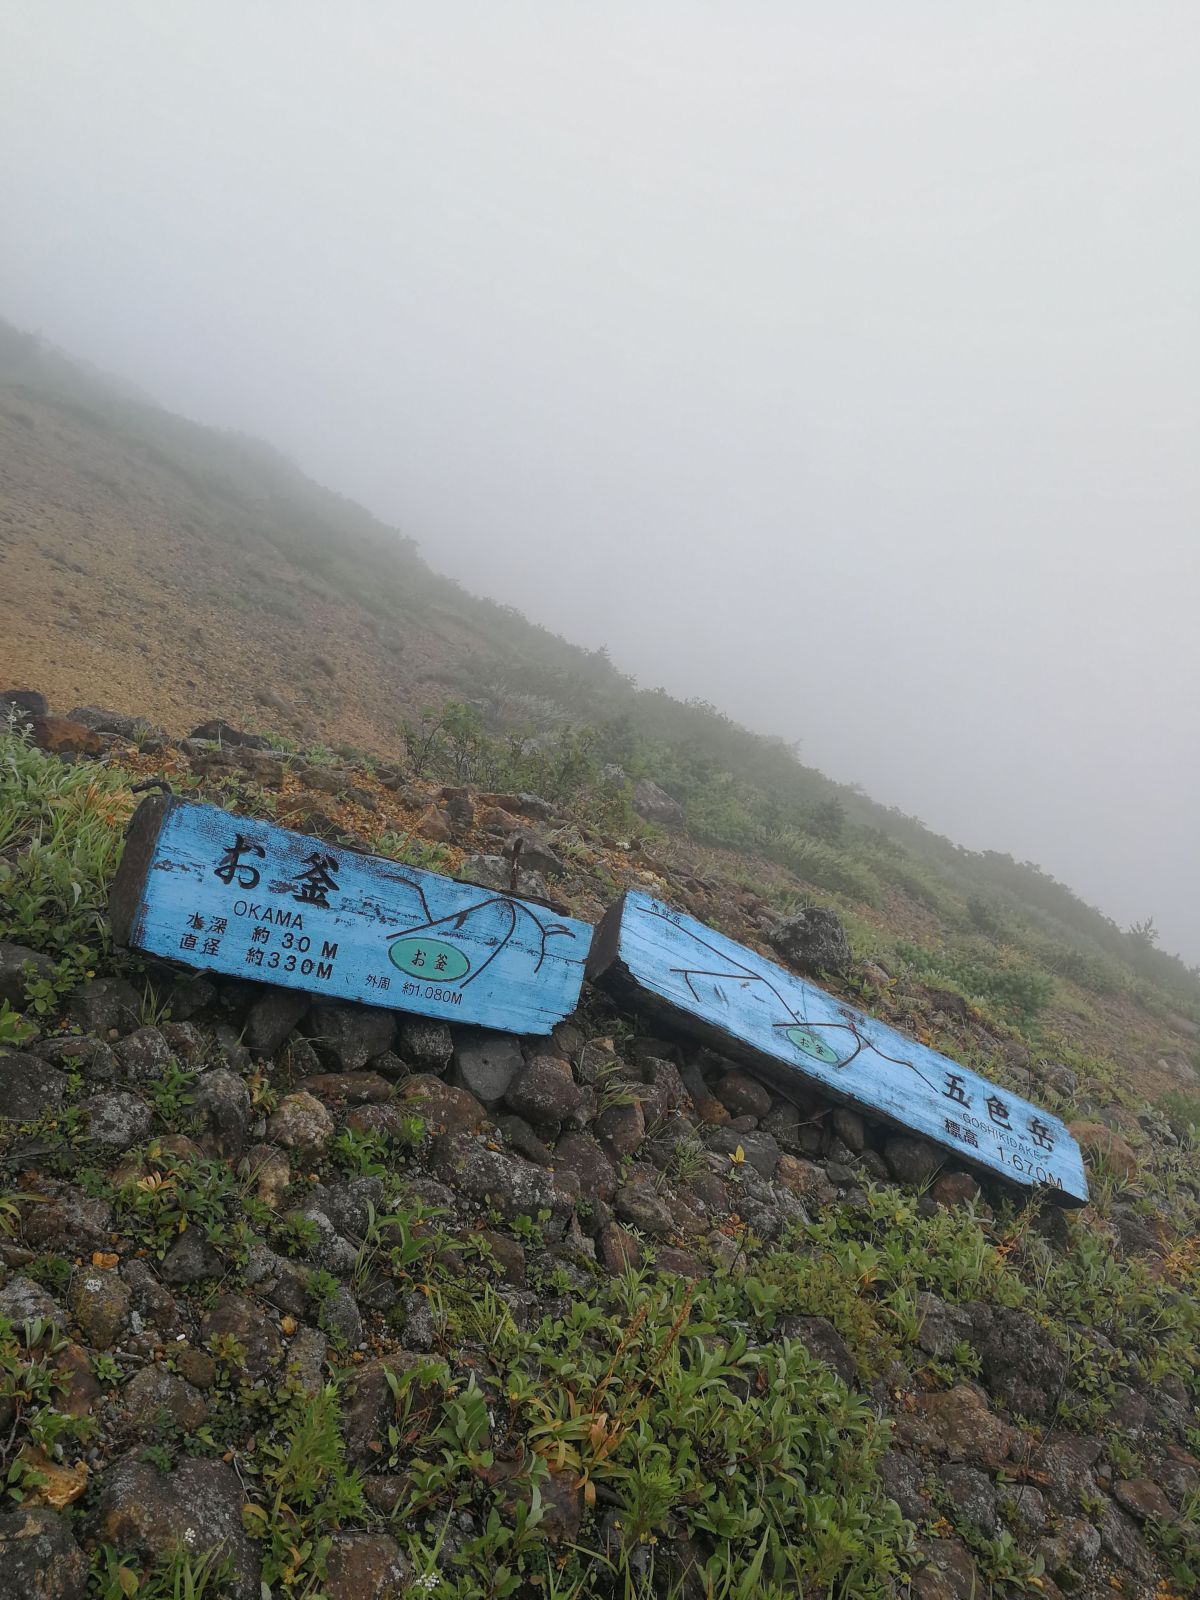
3;3;1198;958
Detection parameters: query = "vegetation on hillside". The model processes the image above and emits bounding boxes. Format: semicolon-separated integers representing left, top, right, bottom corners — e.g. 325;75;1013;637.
3;723;1200;1596
2;317;1197;1032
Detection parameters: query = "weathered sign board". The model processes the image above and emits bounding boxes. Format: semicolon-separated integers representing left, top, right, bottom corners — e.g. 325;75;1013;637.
110;797;592;1034
589;890;1088;1204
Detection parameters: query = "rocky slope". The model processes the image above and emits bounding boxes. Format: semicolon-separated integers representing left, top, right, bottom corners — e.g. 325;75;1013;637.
0;698;1197;1599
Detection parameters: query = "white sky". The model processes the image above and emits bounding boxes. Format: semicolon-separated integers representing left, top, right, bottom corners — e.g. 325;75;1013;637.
3;3;1198;956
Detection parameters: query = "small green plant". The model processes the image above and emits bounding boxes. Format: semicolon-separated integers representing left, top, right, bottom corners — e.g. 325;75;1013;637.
0;1000;36;1046
0;1316;93;1506
243;1385;367;1591
91;1543;196;1600
275;1212;322;1258
330;1127;390;1177
145;1062;197;1124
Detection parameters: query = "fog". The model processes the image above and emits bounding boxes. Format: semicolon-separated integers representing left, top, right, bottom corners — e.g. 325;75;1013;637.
3;4;1198;957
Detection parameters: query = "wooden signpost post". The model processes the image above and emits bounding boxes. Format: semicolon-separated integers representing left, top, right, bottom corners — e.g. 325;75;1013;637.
589;890;1088;1204
110;796;592;1034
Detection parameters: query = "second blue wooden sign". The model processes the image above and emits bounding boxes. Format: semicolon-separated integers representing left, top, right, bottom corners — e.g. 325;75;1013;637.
110;796;592;1034
589;890;1087;1204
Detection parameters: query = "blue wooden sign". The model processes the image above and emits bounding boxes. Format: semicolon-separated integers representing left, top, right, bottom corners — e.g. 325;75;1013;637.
110;797;592;1034
589;891;1087;1204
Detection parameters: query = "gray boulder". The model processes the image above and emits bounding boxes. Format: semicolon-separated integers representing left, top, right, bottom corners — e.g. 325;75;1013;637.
769;906;851;976
0;1050;67;1120
0;1507;88;1600
307;1003;395;1071
452;1032;523;1108
631;779;685;828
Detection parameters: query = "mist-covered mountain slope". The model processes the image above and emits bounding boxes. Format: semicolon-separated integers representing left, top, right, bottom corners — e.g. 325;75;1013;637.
1;695;1199;1599
2;316;1196;1040
3;316;1200;1593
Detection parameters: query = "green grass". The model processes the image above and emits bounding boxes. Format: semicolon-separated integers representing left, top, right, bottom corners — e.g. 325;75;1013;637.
0;728;135;997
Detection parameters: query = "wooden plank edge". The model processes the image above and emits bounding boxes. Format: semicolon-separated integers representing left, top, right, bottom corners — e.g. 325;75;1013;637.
108;793;176;948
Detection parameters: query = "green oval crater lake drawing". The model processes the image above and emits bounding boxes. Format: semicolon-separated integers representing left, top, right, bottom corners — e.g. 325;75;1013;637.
783;1025;842;1066
388;938;472;982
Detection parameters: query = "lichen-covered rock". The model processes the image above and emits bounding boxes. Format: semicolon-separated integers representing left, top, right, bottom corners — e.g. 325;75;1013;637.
974;1305;1067;1418
1068;1120;1138;1182
909;1536;979;1600
0;1276;66;1328
199;1294;281;1379
80;1091;154;1149
393;1074;489;1137
318;1284;363;1350
66;976;140;1037
775;1153;836;1207
85;1455;260;1600
938;1463;999;1536
296;1071;393;1104
113;1027;172;1083
193;1068;252;1157
69;1270;130;1350
554;1132;617;1203
769;906;851;976
512;832;567;879
497;1114;555;1167
473;1229;526;1285
267;1091;333;1161
633;1056;687;1120
614;1183;676;1238
895;1384;1016;1472
235;1144;289;1212
118;1259;181;1339
122;1365;208;1433
0;1050;68;1121
706;1126;781;1179
1037;1517;1101;1585
1113;1476;1175;1523
28;1035;117;1083
997;1484;1046;1533
877;1450;929;1523
159;1229;225;1285
929;1170;980;1209
1030;1434;1103;1509
306;1003;395;1072
914;1292;976;1359
1097;1498;1154;1580
504;1056;583;1129
779;1314;856;1386
323;1532;410;1599
343;1353;435;1465
431;1133;573;1229
0;1506;88;1600
594;1099;645;1163
597;1222;641;1274
397;1018;453;1073
631;778;684;828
